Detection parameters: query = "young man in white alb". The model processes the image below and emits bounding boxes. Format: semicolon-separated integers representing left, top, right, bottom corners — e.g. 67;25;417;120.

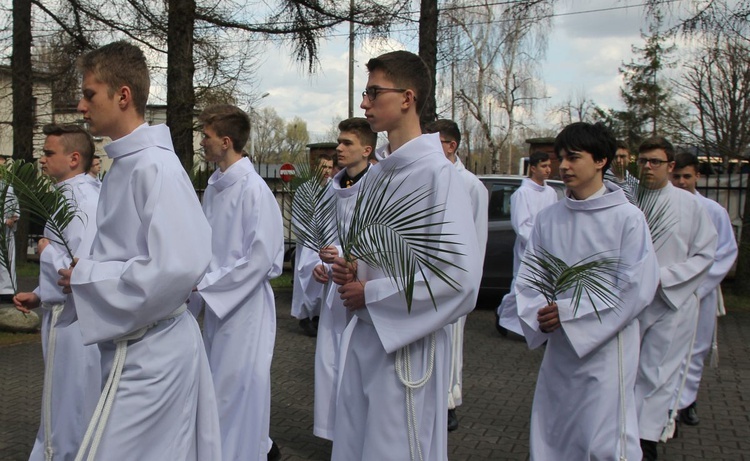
669;152;737;426
496;150;558;338
633;136;717;461
58;41;220;461
15;123;101;461
191;104;284;461
425;118;488;432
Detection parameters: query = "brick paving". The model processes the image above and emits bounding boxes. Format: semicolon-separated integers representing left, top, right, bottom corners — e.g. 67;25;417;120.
1;288;749;460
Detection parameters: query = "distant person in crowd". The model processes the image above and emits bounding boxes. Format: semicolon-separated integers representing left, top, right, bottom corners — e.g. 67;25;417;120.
86;154;102;189
670;152;737;427
425;118;488;432
604;140;639;202
496;151;557;338
634;136;716;461
15;123;101;461
190;104;284;461
0;154;18;303
516;122;659;460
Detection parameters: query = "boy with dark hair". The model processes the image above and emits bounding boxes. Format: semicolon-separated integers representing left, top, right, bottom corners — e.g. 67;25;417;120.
311;116;376;440
670;153;737;427
192;104;284;461
604;140;639;202
15;123;101;461
425;118;487;431
634;137;717;461
57;41;220;460
516;121;660;460
495;150;558;339
330;51;482;461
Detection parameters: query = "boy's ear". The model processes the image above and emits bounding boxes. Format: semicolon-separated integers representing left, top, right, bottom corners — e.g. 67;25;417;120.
402;89;417;110
117;85;132;109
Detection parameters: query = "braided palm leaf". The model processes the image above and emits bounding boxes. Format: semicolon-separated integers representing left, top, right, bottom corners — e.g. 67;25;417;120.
289;163;337;252
339;167;464;312
519;247;623;321
2;161;80;262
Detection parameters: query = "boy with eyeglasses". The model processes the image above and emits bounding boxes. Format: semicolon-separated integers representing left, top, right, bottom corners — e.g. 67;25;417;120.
633;136;717;461
329;51;482;461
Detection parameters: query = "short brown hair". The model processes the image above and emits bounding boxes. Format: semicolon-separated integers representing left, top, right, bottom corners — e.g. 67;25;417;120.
365;51;431;115
425;119;461;148
77;41;150;116
42;123;95;172
199;105;251;151
338;117;377;149
638;136;675;162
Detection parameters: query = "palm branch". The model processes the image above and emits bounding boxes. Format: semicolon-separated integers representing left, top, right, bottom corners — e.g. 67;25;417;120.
338;167;465;312
519;247;622;321
2;161;81;262
0;176;18;294
635;173;676;250
288;163;337;252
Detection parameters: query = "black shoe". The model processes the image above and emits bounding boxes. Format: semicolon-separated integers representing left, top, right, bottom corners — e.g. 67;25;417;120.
495;312;507;336
299;318;317;337
640;439;657;461
447;409;459;432
312;315;319;330
267;440;281;461
678;401;700;426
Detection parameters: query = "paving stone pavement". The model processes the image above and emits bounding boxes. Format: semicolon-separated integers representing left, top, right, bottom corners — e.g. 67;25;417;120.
1;288;749;460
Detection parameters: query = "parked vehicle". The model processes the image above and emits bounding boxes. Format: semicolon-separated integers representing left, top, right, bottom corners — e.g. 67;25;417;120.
477;175;565;298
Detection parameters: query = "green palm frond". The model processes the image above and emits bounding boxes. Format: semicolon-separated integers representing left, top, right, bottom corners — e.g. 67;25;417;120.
2;161;80;261
339;167;465;312
519;247;622;321
0;177;18;293
288;163;337;252
635;175;676;250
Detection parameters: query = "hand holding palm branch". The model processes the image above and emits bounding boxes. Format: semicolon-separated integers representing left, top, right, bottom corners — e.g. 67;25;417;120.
337;167;465;312
520;247;622;321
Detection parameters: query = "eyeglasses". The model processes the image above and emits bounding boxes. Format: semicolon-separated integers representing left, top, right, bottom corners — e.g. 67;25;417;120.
362;86;408;102
637;158;670;167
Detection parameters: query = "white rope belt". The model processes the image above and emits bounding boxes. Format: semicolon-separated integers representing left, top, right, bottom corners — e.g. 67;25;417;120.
395;332;436;461
42;303;65;461
617;331;627;461
75;304;187;461
660;310;700;442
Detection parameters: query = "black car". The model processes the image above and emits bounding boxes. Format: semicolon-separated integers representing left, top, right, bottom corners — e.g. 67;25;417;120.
477;175;565;298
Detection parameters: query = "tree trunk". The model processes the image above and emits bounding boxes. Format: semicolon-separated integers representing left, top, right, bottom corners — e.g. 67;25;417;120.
12;0;33;265
418;0;438;127
167;0;196;172
733;180;750;294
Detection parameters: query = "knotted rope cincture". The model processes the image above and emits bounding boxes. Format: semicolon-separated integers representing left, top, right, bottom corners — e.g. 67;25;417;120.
395;332;436;461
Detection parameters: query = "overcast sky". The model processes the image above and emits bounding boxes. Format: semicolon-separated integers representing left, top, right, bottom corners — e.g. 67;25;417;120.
247;0;693;140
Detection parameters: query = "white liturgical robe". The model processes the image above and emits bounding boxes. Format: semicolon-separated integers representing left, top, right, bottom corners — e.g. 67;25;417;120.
677;191;737;409
517;183;660;461
497;178;557;335
313;167;364;440
195;157;284;461
635;182;717;442
0;183;18;294
330;133;482;461
29;173;101;461
69;124;221;461
447;156;488;409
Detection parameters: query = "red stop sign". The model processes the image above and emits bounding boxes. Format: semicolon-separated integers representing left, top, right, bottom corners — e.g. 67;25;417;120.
279;163;296;183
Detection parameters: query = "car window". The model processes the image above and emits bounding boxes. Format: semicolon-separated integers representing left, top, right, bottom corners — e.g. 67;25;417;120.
488;183;519;221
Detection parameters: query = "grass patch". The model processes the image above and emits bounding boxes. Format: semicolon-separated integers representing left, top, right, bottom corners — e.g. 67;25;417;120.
0;330;40;347
17;260;40;278
271;272;293;290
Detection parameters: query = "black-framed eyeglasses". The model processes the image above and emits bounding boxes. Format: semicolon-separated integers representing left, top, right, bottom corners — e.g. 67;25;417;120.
362;86;408;102
637;158;670;167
